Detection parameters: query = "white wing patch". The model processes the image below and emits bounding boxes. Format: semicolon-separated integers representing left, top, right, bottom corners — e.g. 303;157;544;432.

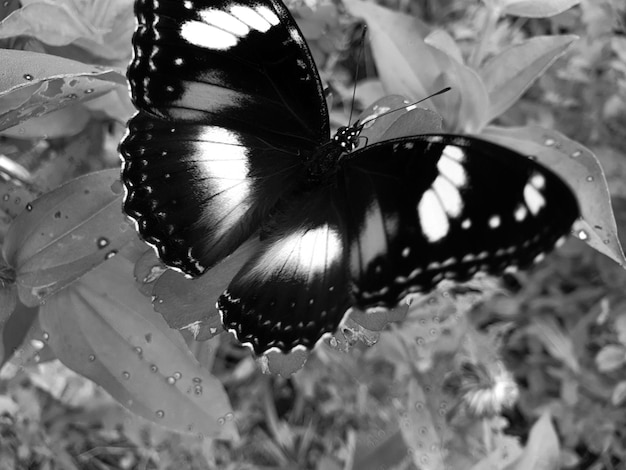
350;200;396;276
432;175;462;218
523;180;545;215
250;225;342;281
179;4;279;51
418;189;449;242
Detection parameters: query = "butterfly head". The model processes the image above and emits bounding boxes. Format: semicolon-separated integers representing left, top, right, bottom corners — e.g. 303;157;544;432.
333;124;364;153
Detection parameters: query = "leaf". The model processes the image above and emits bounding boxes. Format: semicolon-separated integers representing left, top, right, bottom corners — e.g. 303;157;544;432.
501;0;581;18
153;239;260;341
1;105;91;138
3;169;138;306
528;316;580;373
595;345;626;372
357;95;443;145
505;412;560;470
480;35;577;122
0;277;18;366
39;256;238;439
611;381;626;406
0;49;125;132
0;0;134;61
344;0;490;132
480;125;626;267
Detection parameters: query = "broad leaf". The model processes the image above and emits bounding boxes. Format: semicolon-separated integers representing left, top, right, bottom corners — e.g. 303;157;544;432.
505;412;560;470
39;256;238;439
480;125;626;267
480;35;577;122
0;49;125;132
501;0;581;18
3;169;137;306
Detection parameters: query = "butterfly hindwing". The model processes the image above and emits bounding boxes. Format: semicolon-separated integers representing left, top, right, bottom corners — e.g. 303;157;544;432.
343;135;579;308
218;187;351;354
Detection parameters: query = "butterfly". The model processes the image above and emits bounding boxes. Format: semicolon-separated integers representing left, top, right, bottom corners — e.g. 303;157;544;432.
119;0;579;355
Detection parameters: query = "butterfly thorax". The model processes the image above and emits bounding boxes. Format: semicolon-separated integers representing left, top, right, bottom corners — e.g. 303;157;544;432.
305;125;362;183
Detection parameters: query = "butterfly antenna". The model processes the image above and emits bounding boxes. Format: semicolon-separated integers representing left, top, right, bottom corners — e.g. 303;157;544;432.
359;86;452;126
348;24;368;126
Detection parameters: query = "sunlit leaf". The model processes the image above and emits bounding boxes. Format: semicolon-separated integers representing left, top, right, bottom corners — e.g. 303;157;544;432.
480;35;577;122
504;412;560;470
595;344;626;372
501;0;581;18
612;381;626;406
3;169;137;306
528;316;580;373
39;256;238;439
480;125;626;267
0;49;125;132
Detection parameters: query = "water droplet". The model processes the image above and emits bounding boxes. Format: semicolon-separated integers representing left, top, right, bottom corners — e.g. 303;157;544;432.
166;376;176;385
192;377;202;383
429;328;437;336
122;371;130;380
586;176;594;182
604;239;610;245
194;385;203;395
217;417;225;425
67;93;78;100
419;426;428;435
544;138;556;146
97;237;109;248
150;364;158;372
209;327;217;334
571;150;581;158
415;401;424;411
42;332;49;341
134;347;143;357
224;412;234;421
155;410;165;418
173;371;182;380
438;408;446;416
415;336;425;345
31;339;44;350
23;73;34;81
85;88;94;94
329;337;338;348
88;354;96;362
25;203;33;211
105;250;117;260
577;230;589;241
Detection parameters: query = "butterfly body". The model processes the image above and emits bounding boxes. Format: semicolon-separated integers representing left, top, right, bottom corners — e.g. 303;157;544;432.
121;0;579;354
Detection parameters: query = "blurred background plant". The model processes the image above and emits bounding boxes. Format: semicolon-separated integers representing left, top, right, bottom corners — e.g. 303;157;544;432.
0;0;625;469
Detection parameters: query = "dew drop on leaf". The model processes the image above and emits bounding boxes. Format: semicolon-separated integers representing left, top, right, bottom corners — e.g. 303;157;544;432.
586;176;594;182
110;180;123;194
85;88;94;94
155;410;165;418
97;237;109;248
67;93;78;100
42;332;49;341
173;371;182;380
571;150;581;158
577;230;589;241
122;371;130;380
23;73;33;80
105;250;117;260
150;364;158;373
544;138;556;146
416;336;425;345
217;417;225;425
25;203;33;211
88;355;96;362
224;412;234;421
166;376;176;385
134;347;143;357
419;426;428;436
415;401;424;411
194;385;203;395
192;377;202;384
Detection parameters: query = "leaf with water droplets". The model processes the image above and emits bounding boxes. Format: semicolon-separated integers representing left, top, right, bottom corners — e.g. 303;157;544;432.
39;256;237;439
0;49;125;132
3;169;138;306
481;125;626;267
154;238;259;341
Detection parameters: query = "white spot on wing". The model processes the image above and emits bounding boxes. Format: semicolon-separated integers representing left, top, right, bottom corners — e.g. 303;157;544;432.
230;5;272;32
255;5;280;25
251;226;342;281
530;172;546;189
180;21;238;50
514;205;527;221
199;9;250;36
432;175;462;218
488;215;501;229
523;183;545;215
438;152;467;187
418;189;449;242
350;200;396;277
442;145;465;162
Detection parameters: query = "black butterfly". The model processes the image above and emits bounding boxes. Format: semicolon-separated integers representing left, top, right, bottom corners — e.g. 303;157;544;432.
120;0;579;354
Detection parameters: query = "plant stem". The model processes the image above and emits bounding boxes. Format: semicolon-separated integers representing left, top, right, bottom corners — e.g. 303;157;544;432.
469;6;501;69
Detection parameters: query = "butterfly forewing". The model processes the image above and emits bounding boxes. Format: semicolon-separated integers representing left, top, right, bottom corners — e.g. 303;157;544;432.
129;0;328;146
218;188;351;354
343;135;579;308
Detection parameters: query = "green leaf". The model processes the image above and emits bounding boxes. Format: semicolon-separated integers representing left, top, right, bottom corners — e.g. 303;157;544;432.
505;412;560;470
501;0;581;18
480;35;577;122
344;0;490;133
0;49;125;132
39;256;238;439
0;276;18;366
595;345;626;372
3;169;137;306
528;317;580;373
480;125;626;267
611;381;626;406
153;239;259;341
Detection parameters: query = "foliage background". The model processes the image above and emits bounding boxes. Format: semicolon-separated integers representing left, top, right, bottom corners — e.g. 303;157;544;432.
0;0;625;469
